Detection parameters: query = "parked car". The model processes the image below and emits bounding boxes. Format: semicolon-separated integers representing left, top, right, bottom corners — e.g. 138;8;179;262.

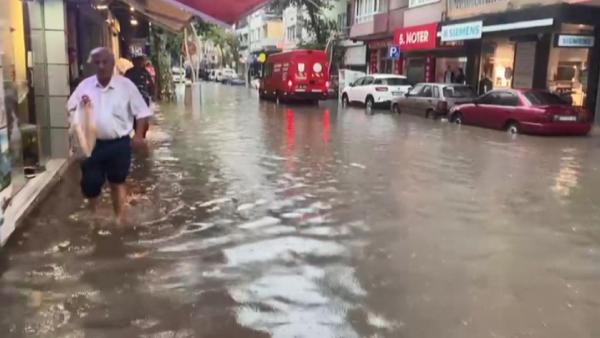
259;49;330;103
449;89;592;135
341;74;412;109
227;76;246;86
217;68;237;83
391;83;477;118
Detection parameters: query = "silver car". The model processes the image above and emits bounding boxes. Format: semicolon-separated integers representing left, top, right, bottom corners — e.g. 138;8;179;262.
391;83;477;118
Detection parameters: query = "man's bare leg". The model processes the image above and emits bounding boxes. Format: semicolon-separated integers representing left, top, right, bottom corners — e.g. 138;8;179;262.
110;183;128;225
86;197;99;221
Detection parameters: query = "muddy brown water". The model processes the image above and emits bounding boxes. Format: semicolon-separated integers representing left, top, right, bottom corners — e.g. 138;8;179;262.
1;83;599;338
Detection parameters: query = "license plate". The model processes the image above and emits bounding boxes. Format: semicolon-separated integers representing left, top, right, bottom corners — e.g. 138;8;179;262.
295;89;306;92
558;115;577;122
392;92;402;96
311;89;322;93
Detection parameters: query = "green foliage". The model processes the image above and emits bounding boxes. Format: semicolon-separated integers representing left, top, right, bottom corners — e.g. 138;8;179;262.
193;19;240;68
149;27;177;100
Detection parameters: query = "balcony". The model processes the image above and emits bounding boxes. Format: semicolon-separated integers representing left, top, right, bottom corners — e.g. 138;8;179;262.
349;8;404;39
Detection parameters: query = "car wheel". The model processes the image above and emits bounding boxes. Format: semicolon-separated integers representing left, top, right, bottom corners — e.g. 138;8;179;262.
506;121;520;135
342;94;349;107
392;103;401;114
365;96;375;111
452;112;464;125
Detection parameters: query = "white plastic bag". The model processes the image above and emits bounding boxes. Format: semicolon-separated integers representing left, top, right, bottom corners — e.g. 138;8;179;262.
69;95;96;160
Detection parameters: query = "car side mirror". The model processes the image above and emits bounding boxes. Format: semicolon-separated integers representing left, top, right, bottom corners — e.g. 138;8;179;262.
349;83;355;87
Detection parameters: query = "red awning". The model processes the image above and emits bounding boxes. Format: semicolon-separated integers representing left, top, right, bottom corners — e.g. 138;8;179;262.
164;0;274;25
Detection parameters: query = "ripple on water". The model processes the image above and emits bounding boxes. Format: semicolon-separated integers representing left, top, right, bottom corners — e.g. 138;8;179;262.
224;236;347;267
231;265;361;338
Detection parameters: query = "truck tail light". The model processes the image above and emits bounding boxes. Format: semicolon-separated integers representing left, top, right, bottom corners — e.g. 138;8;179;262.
325;81;330;88
375;87;388;92
288;80;293;88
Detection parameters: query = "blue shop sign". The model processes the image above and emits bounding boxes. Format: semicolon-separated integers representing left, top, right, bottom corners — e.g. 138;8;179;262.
441;21;483;42
556;34;595;48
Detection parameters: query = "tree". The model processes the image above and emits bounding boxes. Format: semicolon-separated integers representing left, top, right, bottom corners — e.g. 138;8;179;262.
269;0;334;46
193;20;240;68
149;26;181;100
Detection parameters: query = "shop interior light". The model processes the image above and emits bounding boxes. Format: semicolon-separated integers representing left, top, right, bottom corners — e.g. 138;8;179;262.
96;4;109;10
130;6;135;12
130;18;139;26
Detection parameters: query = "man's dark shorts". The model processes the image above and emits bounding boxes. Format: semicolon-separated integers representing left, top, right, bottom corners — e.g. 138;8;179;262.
80;136;131;198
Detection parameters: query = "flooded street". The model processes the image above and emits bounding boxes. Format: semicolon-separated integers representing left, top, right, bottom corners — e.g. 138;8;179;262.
1;83;600;337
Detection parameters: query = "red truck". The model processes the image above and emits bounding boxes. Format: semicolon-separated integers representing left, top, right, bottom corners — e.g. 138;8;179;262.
259;49;330;103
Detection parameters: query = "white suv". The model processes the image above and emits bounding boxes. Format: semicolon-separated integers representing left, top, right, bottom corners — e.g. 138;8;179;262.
342;74;412;110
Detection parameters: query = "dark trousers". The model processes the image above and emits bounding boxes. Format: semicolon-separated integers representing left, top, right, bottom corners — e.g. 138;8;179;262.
80;136;131;198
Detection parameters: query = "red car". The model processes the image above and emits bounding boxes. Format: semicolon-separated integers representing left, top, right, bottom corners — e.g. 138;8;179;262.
449;89;592;136
259;49;330;103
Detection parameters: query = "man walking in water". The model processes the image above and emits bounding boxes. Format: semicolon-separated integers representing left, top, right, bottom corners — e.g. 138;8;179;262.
68;47;152;224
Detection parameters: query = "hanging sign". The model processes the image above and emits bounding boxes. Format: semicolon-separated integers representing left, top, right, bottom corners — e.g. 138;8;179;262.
441;21;482;42
556;34;595;48
394;23;438;50
388;45;401;60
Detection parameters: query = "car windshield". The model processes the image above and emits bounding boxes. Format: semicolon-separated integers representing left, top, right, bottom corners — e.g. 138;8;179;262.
524;91;568;105
383;78;410;86
443;86;476;98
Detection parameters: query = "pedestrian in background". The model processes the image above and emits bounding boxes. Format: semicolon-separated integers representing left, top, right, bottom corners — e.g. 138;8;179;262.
125;55;153;138
454;68;466;85
67;47;152;225
444;65;455;83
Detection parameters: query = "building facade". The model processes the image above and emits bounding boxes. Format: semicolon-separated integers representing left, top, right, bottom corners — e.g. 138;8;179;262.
348;0;600;120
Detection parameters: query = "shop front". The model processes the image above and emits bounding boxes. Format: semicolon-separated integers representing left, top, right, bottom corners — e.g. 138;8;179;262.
440;4;600;118
393;22;471;85
366;39;399;74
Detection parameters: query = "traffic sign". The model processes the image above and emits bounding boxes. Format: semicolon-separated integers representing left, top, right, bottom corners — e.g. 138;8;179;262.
389;45;401;60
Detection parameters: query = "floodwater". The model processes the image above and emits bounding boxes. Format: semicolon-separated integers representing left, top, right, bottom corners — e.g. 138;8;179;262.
1;83;600;338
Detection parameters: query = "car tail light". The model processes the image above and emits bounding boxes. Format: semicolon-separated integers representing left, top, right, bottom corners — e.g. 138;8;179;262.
288;80;293;88
325;81;330;88
375;87;388;92
436;101;448;114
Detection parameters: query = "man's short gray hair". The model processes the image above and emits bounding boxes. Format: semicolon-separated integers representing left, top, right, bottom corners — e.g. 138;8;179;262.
88;47;115;63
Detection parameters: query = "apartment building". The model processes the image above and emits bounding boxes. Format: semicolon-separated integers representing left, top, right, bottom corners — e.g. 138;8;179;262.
247;8;284;53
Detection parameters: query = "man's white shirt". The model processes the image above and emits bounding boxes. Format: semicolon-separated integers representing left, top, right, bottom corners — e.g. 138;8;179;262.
67;75;152;140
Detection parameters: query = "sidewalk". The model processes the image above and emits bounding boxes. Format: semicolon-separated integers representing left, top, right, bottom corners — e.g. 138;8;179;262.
0;159;69;247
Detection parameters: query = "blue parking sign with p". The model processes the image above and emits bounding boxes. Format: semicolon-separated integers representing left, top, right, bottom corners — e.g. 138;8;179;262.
389;45;401;60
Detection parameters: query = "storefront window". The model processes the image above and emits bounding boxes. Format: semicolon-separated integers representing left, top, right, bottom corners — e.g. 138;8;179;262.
379;48;393;74
406;58;425;85
435;57;467;83
480;38;515;89
547;24;594;107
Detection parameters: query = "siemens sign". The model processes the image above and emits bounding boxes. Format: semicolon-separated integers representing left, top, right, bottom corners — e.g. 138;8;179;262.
556;34;595;48
441;21;482;42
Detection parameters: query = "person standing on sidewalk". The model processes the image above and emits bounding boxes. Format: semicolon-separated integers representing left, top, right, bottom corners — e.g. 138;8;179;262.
125;55;154;138
67;47;152;225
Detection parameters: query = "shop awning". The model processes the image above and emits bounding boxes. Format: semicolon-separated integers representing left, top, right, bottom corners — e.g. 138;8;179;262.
163;0;274;25
125;0;194;32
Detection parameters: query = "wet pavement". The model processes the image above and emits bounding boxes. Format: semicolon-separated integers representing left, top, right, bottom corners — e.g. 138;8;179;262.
1;82;600;337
